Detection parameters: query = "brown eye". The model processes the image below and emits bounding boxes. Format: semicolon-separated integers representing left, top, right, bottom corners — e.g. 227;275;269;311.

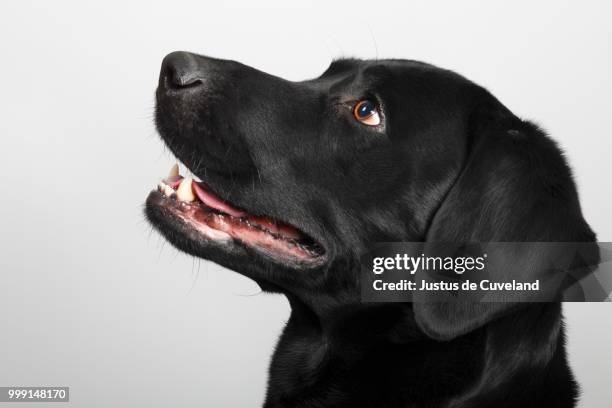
353;100;381;126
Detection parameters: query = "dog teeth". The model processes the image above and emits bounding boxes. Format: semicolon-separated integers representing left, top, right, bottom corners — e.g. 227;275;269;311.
158;181;175;197
176;177;195;202
168;163;180;178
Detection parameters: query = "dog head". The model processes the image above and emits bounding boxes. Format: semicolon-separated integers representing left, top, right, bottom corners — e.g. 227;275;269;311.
146;51;595;339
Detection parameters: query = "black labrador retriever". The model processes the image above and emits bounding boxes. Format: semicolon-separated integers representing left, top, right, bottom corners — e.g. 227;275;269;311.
145;51;596;408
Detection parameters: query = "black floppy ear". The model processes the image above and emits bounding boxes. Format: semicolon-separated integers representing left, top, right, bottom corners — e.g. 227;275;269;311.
413;103;597;341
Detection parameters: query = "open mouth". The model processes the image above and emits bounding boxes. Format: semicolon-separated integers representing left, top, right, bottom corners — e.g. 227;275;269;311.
146;164;326;266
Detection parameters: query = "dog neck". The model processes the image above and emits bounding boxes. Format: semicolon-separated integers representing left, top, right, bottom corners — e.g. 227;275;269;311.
263;299;577;408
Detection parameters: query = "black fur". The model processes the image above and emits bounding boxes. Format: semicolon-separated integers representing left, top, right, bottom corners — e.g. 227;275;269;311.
146;52;596;407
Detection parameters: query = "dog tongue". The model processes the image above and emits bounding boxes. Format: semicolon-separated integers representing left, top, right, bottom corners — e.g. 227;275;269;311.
164;174;246;217
192;182;247;217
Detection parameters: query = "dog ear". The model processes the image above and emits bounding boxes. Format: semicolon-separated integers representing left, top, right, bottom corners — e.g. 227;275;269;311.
414;102;597;341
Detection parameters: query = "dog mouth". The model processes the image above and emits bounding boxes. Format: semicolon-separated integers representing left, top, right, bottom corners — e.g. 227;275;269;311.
146;164;326;266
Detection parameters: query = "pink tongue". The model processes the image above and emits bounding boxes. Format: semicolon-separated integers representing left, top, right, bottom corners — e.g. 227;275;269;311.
192;182;247;217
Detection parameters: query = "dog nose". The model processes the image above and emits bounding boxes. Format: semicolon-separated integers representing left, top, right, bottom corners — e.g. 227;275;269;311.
160;51;204;90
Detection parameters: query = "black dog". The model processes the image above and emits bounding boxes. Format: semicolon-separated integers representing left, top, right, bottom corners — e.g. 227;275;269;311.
146;52;596;407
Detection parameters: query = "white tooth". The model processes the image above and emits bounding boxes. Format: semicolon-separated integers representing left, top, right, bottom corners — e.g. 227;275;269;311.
162;183;175;197
168;163;179;178
176;177;195;202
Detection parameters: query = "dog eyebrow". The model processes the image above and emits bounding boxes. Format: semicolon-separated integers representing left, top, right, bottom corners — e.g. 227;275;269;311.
361;65;392;80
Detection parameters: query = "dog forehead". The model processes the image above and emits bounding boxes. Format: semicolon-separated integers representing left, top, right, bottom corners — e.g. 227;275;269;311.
310;59;465;98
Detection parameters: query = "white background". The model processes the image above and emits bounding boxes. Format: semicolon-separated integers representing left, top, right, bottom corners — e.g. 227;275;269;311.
0;0;610;407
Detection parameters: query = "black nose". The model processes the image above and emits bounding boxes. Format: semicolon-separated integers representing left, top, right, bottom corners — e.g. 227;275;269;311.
160;51;204;90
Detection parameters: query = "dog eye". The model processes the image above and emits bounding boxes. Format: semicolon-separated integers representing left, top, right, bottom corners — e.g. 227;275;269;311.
353;100;381;126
